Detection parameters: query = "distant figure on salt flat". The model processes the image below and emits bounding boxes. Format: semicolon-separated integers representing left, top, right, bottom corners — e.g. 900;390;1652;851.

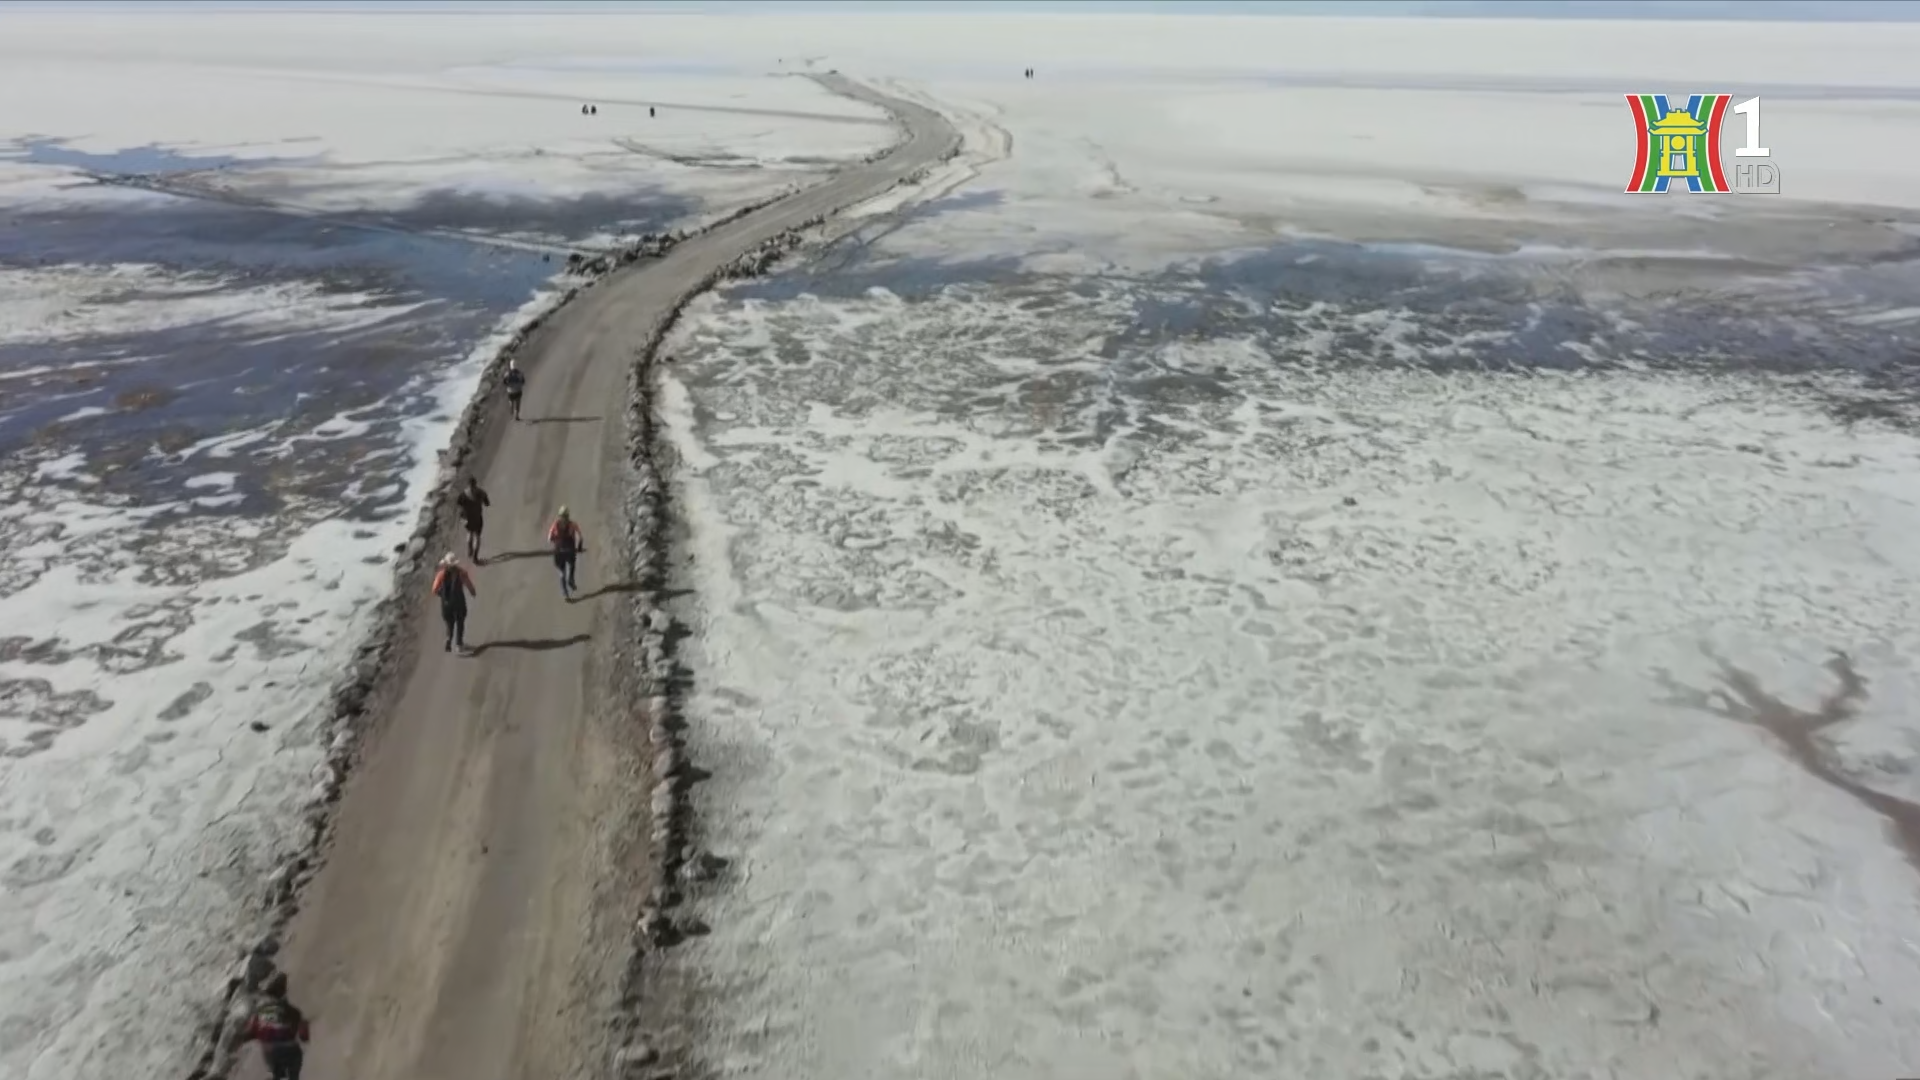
592;105;598;115
581;103;589;115
650;106;657;118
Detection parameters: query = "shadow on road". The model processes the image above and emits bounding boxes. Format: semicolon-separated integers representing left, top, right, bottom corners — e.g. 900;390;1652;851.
527;415;603;425
573;580;642;602
484;549;552;563
470;633;591;655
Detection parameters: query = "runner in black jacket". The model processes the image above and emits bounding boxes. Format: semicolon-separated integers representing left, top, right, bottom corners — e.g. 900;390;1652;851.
502;360;526;421
548;507;584;600
455;477;490;561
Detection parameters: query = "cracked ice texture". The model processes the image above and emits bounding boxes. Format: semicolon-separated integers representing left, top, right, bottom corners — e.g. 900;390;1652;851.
661;277;1920;1080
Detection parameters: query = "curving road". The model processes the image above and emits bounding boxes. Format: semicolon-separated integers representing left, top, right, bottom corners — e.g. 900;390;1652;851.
243;77;958;1080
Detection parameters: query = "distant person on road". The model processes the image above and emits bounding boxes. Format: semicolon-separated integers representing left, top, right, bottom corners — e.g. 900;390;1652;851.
240;972;310;1080
649;106;656;118
456;477;491;561
432;553;477;652
502;359;526;421
548;507;584;600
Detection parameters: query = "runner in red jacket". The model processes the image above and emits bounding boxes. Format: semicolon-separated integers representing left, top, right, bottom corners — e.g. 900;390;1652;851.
431;553;477;653
240;973;310;1080
548;507;584;600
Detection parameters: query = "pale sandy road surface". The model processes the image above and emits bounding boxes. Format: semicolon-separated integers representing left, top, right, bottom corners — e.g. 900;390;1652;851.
235;76;958;1080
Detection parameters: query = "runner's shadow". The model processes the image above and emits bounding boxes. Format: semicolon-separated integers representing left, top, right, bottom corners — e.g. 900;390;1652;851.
573;580;642;602
470;633;590;655
528;415;603;425
486;549;550;563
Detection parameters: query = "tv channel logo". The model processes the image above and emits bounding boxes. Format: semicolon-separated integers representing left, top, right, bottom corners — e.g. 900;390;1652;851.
1624;93;1781;195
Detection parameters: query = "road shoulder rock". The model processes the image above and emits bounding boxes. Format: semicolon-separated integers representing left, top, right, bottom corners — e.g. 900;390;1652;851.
606;93;965;1080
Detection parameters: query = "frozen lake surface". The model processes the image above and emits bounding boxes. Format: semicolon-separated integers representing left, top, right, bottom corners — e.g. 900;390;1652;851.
655;31;1920;1070
4;7;1920;1080
663;238;1920;1080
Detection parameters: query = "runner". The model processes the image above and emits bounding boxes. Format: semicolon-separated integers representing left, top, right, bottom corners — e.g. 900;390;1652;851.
547;506;584;600
455;477;491;561
431;552;477;653
239;973;310;1080
502;359;527;421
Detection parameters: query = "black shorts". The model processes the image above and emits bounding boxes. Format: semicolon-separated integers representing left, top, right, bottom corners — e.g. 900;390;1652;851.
263;1042;304;1080
462;518;484;534
553;550;576;567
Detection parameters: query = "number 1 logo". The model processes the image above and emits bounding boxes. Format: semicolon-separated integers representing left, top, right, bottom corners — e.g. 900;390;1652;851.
1625;93;1770;194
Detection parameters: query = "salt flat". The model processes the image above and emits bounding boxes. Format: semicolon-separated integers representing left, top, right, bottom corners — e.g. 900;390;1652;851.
645;12;1920;1080
4;8;1920;1080
0;20;895;238
665;292;1920;1079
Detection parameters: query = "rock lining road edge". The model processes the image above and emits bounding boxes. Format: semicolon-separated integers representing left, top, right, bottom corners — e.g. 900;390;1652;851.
610;89;962;1080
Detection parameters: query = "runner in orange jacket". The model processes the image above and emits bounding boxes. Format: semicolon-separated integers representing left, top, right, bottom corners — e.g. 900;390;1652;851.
548;507;584;600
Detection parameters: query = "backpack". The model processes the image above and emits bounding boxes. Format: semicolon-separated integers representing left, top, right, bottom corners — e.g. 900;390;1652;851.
252;1000;300;1043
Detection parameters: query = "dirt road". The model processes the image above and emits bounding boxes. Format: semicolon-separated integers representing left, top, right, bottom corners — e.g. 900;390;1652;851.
242;77;958;1080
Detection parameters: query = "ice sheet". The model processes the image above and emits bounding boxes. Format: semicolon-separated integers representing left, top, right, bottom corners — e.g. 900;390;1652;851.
0;263;421;347
5;8;1920;1078
860;77;1920;273
662;280;1920;1080
0;37;895;229
7;10;1920;91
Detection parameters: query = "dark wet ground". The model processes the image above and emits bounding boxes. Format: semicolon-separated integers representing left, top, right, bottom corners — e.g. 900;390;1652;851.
4;138;704;242
5;139;295;176
0;145;700;530
731;223;1920;430
1;198;550;524
9;140;1919;559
